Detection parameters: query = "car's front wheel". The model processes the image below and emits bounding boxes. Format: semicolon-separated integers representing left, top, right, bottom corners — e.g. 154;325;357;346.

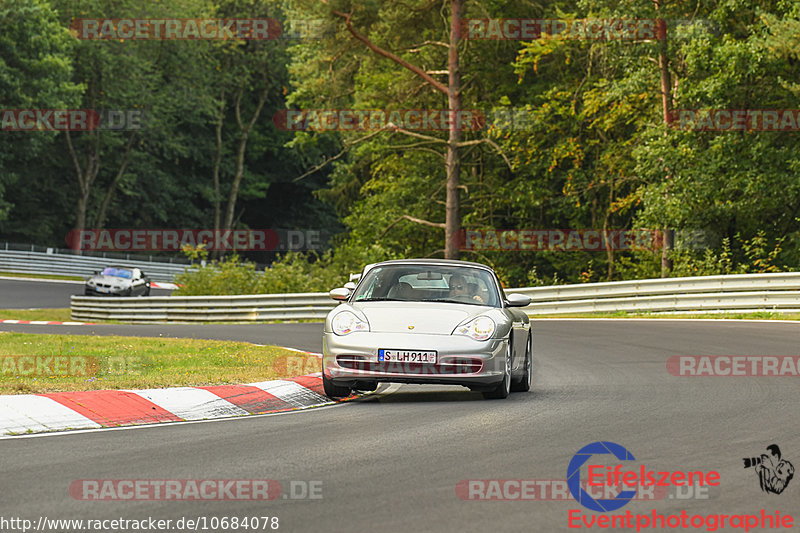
483;339;512;400
322;372;352;399
511;330;532;392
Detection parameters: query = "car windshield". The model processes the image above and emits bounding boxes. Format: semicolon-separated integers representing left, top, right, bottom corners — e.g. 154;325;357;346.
352;264;500;307
102;267;133;279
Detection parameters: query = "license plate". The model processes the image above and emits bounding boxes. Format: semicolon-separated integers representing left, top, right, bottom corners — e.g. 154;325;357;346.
378;349;437;363
96;287;109;293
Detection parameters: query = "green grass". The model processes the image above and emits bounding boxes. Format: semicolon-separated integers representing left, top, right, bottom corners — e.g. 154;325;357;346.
0;332;320;394
0;309;73;322
535;311;800;320
0;271;84;281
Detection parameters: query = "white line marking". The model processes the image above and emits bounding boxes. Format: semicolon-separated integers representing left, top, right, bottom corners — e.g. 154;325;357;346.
0;395;102;435
0;399;351;439
247;380;330;408
127;387;249;420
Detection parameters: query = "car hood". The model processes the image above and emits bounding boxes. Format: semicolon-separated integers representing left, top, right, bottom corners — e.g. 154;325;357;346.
349;301;486;334
88;275;132;286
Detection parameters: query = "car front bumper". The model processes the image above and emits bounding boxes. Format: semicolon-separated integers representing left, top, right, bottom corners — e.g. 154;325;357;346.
84;285;130;296
323;331;507;388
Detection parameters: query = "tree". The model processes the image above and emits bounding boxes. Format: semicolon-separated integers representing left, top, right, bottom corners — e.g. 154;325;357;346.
289;0;514;259
0;0;81;224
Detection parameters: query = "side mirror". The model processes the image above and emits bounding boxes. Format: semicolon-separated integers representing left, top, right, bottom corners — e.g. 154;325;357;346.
343;281;356;291
329;288;350;301
506;293;531;307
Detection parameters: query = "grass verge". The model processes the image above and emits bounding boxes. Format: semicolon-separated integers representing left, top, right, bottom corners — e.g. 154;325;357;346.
0;271;84;281
0;332;319;394
0;309;73;322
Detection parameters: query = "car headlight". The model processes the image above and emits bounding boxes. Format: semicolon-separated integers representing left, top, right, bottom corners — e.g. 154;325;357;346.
453;316;495;341
331;311;369;336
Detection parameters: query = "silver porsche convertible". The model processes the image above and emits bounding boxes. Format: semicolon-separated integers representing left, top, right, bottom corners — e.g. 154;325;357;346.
322;259;532;400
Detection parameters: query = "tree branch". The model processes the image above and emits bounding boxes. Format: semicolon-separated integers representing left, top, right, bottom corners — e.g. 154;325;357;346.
378;214;446;240
325;6;448;94
293;124;396;182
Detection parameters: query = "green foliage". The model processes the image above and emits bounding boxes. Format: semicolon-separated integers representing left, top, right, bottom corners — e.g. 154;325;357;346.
670;231;787;276
3;0;800;293
0;0;81;222
176;239;396;295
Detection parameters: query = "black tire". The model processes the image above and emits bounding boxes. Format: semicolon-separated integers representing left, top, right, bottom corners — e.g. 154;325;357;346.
511;330;532;392
483;338;512;400
322;373;351;399
143;285;151;297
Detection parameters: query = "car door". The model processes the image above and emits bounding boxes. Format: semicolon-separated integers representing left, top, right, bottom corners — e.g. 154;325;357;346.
131;269;145;295
496;274;526;371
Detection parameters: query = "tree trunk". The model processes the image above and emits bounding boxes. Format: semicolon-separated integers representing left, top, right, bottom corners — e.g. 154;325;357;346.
95;132;137;228
661;227;674;276
223;85;269;231
444;0;463;260
655;3;674;277
213;88;225;234
65;131;100;252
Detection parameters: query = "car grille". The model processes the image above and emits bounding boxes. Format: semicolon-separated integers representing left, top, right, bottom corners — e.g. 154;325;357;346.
335;355;483;374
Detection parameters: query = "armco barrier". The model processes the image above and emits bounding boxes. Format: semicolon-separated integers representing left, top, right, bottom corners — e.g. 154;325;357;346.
70;272;800;323
71;293;335;322
0;248;192;282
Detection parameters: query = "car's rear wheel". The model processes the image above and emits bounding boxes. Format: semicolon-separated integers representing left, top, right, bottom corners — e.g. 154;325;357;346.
511;330;532;392
483;339;512;400
322;373;352;399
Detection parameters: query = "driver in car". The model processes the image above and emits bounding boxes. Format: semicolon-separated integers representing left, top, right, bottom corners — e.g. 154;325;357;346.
449;274;485;303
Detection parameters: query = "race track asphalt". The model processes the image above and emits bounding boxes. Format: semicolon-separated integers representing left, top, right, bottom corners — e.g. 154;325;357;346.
3;318;800;532
0;278;172;309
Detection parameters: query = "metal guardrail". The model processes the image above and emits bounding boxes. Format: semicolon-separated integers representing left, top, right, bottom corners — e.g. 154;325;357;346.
0;248;193;282
71;293;334;322
70;272;800;323
505;272;800;314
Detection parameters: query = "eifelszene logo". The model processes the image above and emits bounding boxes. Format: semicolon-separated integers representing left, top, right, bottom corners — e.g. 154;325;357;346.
743;444;794;494
567;441;721;512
